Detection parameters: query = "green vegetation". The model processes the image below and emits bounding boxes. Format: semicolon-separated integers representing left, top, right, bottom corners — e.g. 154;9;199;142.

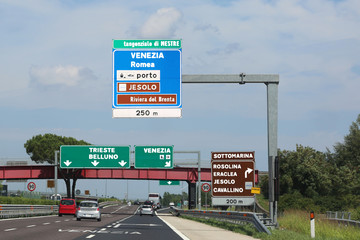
182;210;360;240
259;114;360;216
162;192;188;206
24;133;90;198
0;196;57;205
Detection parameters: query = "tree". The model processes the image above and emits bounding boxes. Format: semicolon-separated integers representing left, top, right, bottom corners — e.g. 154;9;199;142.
24;133;90;198
278;145;332;198
329;114;360;195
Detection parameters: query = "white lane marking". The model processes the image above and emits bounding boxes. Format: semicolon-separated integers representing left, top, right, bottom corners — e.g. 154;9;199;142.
55;221;61;223
86;235;96;239
4;228;17;232
64;219;70;221
0;215;57;222
114;223;161;228
157;215;190;240
100;228;107;231
27;225;36;228
43;222;50;225
110;206;127;214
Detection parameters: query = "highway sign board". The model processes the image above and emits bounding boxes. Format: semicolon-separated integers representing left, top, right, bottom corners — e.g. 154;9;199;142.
113;40;181;49
27;182;36;192
135;145;173;169
112;39;182;118
251;187;261;194
211;151;255;160
211;160;255;197
159;180;180;186
60;145;130;169
201;183;211;192
212;197;255;206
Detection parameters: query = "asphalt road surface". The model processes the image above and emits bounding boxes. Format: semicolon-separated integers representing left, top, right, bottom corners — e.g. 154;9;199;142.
0;204;185;240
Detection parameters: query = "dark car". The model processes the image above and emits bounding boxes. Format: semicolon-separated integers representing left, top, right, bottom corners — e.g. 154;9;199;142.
143;200;155;209
59;198;77;216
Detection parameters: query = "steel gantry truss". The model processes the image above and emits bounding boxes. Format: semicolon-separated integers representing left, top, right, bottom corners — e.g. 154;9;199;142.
182;74;279;225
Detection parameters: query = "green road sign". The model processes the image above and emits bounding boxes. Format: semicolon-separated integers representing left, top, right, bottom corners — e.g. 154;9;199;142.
60;145;130;169
135;145;173;169
113;39;181;49
159;180;180;186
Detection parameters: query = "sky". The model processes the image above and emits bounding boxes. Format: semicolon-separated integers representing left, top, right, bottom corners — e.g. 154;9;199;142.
1;0;359;200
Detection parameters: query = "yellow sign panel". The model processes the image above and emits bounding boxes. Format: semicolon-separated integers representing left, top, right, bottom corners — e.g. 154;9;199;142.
251;187;261;194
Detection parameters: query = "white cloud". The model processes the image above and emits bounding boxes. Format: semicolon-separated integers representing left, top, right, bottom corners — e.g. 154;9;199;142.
140;7;182;38
29;65;95;87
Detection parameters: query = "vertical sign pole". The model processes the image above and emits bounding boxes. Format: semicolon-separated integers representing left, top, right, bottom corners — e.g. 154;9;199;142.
198;151;201;210
267;82;279;224
310;211;315;238
54;150;59;200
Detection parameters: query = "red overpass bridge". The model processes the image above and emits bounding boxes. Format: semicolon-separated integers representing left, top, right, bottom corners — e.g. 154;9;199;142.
0;165;212;209
0;165;259;209
0;165;211;182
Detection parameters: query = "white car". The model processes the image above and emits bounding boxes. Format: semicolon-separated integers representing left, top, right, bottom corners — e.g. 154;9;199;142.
169;202;175;207
140;204;155;216
76;200;101;221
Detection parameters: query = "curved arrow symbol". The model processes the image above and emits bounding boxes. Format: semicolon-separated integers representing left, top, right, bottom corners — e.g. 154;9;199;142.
245;168;253;178
165;161;171;167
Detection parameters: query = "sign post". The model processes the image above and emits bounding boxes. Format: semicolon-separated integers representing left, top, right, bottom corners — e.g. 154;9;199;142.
211;152;255;206
60;146;130;169
112;39;182;118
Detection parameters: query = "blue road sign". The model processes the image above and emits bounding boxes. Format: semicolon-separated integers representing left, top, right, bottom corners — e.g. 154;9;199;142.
112;49;182;109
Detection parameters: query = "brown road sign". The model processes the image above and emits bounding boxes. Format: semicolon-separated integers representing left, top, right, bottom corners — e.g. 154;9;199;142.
211;160;255;197
211;151;255;161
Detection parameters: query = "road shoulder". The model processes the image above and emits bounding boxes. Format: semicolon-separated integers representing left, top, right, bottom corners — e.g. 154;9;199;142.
157;213;258;240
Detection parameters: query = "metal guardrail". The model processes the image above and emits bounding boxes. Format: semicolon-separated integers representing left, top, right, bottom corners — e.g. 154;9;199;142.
0;205;58;219
326;211;360;228
171;208;271;234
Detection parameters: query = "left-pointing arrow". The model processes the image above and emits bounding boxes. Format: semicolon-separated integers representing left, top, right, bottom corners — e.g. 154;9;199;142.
91;160;99;166
64;160;72;166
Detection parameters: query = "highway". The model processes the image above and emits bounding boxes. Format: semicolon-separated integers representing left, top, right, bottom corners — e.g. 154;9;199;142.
0;204;184;240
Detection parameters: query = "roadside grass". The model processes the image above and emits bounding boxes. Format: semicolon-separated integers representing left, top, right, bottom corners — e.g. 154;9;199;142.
278;210;360;240
181;210;360;240
0;196;57;205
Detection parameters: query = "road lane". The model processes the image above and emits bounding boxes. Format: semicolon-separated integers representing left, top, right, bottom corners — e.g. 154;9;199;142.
0;204;138;240
74;208;184;240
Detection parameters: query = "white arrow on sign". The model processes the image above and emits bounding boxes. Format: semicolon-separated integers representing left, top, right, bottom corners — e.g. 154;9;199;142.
245;168;253;178
167;181;172;185
119;160;127;167
165;161;171;167
64;160;72;166
91;160;99;167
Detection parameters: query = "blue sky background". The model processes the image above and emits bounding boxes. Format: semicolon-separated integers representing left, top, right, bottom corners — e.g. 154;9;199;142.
1;0;359;200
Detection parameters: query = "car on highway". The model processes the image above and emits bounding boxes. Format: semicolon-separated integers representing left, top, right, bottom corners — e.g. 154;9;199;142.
140;204;155;216
76;200;101;221
58;198;77;217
